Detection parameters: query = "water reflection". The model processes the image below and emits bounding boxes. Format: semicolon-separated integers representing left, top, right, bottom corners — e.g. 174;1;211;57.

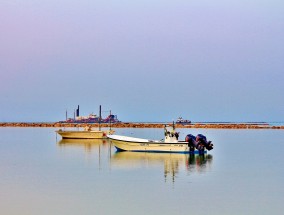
111;152;213;183
57;138;109;153
57;139;113;169
56;139;213;183
187;153;213;174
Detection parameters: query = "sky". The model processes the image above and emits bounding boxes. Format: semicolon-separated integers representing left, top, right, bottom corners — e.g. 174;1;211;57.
0;0;283;122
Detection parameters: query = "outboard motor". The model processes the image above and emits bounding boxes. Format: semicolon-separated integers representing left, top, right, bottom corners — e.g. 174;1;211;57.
185;134;196;152
196;134;214;151
186;134;214;153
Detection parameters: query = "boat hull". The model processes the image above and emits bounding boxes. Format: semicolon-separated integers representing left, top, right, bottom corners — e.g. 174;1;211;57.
108;135;205;154
56;130;107;139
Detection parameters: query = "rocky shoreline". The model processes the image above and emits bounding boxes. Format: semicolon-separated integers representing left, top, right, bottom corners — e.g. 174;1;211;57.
0;122;283;129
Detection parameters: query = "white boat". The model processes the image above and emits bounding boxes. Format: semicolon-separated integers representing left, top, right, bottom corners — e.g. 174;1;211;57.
56;126;114;139
108;125;213;153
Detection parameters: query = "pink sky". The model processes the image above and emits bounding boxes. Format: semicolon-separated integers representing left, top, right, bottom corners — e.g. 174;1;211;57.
0;0;283;122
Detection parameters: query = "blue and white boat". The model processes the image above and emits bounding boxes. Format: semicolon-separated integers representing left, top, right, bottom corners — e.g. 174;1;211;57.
108;125;213;153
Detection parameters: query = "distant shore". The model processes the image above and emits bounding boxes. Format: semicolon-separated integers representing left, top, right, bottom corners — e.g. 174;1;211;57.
0;122;283;129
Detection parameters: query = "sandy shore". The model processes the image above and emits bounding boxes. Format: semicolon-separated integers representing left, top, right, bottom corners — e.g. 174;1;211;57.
0;122;283;129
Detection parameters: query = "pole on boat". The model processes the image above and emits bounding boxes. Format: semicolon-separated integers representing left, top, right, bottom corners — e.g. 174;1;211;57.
65;109;67;121
99;105;102;131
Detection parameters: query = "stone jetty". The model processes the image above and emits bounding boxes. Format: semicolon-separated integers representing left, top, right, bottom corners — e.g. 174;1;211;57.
0;122;283;129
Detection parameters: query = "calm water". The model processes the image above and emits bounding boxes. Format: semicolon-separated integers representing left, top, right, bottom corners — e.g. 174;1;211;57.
0;127;284;215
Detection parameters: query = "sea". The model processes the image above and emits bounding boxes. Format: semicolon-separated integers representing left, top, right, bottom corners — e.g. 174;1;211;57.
0;127;284;215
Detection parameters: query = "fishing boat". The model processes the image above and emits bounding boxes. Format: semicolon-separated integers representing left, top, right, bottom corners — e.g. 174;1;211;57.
56;126;114;139
108;124;213;153
176;117;191;125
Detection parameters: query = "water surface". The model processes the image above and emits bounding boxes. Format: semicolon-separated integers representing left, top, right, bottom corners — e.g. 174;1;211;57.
0;127;283;215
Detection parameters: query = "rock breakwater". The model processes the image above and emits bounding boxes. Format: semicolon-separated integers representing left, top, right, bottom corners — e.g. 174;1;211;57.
0;122;283;129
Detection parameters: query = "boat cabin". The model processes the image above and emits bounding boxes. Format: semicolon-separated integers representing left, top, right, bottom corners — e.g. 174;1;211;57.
164;125;179;143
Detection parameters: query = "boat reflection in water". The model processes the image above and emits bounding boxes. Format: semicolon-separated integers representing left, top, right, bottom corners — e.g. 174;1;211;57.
57;139;213;183
111;152;213;183
57;138;110;153
187;153;213;174
57;138;113;170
